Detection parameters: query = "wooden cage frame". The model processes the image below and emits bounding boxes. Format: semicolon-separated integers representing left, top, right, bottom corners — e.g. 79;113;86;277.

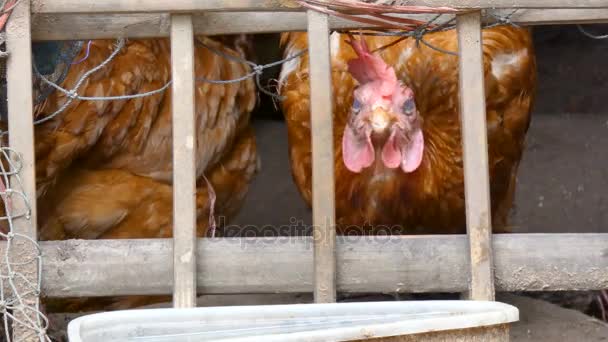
3;0;608;340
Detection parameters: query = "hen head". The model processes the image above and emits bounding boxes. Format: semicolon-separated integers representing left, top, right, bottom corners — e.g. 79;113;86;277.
342;36;424;174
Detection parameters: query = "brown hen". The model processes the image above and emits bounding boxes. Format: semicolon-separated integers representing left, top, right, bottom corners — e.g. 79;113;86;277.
13;36;259;313
279;25;536;234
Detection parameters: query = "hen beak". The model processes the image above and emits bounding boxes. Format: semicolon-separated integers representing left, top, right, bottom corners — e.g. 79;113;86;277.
369;107;391;132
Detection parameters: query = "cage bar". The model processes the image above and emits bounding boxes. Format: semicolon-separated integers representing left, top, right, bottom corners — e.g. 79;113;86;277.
20;234;608;297
30;0;608;14
5;0;40;341
27;9;608;40
306;9;337;304
456;11;495;301
29;10;608;41
170;14;197;308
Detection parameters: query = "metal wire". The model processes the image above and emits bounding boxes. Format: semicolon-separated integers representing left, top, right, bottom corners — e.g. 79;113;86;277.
195;38;307;100
0;146;50;342
8;37;309;136
0;0;23;15
577;24;608;40
31;38;127;126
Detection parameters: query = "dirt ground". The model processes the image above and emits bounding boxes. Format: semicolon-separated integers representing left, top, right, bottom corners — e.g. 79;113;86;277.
503;294;608;342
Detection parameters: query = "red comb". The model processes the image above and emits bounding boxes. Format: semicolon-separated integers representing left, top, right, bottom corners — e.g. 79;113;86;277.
346;34;398;96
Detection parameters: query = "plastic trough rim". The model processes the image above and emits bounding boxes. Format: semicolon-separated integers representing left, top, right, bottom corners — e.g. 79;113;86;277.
67;300;519;342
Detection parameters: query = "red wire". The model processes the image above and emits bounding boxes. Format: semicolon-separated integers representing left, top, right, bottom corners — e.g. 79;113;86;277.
0;0;17;32
295;0;456;31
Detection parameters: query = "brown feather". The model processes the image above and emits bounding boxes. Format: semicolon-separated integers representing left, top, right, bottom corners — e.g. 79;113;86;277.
280;26;536;235
23;36;259;313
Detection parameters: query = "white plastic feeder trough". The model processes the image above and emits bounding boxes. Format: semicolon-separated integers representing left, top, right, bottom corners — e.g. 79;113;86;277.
67;300;518;342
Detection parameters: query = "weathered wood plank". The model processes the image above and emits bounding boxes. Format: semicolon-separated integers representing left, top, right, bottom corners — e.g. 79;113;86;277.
30;234;608;297
170;14;197;308
5;0;40;341
307;10;337;304
457;11;495;301
31;0;301;14
29;0;608;14
7;0;37;238
30;10;608;42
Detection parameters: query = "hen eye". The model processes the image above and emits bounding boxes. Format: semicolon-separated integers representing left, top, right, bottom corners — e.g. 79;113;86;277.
403;99;415;116
352;98;362;114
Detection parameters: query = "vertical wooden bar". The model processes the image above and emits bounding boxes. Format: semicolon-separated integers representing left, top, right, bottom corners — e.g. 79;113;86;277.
306;10;336;303
456;11;495;301
6;0;40;340
170;14;197;308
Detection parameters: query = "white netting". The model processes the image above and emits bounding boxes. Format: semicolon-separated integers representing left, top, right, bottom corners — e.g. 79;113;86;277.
0;147;49;342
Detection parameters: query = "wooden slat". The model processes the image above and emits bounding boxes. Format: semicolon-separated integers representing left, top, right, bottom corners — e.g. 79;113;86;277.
31;0;301;13
29;0;608;13
6;0;37;238
306;10;337;304
29;9;608;42
170;14;197;309
456;11;495;301
27;234;608;297
511;8;608;24
5;0;39;341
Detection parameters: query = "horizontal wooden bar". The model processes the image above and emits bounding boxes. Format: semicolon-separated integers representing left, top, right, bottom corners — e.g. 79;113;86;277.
31;0;301;14
30;10;608;41
30;0;608;14
22;234;608;298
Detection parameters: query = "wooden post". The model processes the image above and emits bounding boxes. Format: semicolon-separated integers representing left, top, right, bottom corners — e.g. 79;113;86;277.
306;10;337;303
170;14;197;308
6;0;40;340
456;11;495;301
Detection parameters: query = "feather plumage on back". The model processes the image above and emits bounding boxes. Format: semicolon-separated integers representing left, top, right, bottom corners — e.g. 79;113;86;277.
3;36;259;314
